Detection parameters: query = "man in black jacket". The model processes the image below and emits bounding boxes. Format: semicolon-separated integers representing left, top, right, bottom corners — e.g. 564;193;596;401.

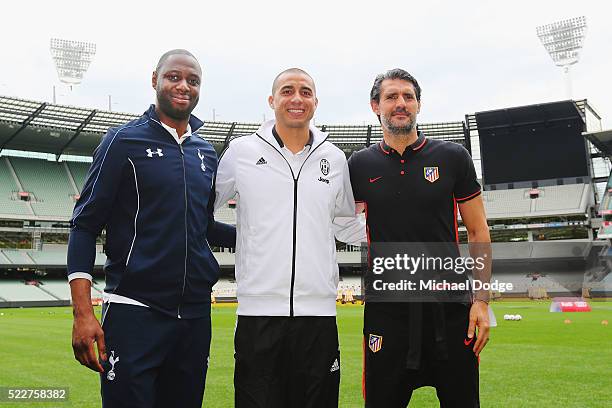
68;49;235;408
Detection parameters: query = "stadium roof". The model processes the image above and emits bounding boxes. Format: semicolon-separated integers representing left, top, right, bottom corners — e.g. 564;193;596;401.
583;129;612;158
465;99;598;134
0;95;469;158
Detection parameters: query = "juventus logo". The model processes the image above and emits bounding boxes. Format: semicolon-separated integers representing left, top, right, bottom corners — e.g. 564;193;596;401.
146;148;163;157
197;149;206;172
320;159;330;176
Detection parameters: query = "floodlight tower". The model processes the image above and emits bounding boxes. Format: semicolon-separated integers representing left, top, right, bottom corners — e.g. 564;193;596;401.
49;38;96;102
536;16;587;99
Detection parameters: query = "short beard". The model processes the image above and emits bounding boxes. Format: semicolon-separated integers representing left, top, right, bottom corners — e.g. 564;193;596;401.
156;92;198;121
381;114;415;136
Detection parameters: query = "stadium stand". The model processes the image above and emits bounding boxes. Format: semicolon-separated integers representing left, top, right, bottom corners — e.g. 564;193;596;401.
0;249;105;268
0;281;57;301
491;272;580;296
598;272;612;284
597;168;612;238
0;157;31;216
482;189;532;218
214;206;237;225
1;249;35;265
482;184;591;219
212;279;237;298
0;279;100;304
0;95;609;307
66;161;90;193
533;184;591;214
0;96;471;158
91;279;105;294
38;280;72;300
8;157;77;218
0;251;11;264
27;250;69;267
0;248;240;270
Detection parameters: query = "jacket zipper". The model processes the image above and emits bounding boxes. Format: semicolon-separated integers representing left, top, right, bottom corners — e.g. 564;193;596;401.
256;133;328;316
289;179;298;316
150;117;199;319
177;143;188;319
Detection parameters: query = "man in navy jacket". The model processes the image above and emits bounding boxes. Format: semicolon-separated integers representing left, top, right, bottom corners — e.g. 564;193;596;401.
67;49;234;408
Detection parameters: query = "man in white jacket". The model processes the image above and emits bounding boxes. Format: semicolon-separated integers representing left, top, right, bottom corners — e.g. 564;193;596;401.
215;68;365;408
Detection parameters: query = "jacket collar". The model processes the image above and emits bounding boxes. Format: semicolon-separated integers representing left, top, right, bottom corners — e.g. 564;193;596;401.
380;131;427;155
256;119;327;150
145;104;205;134
272;126;313;148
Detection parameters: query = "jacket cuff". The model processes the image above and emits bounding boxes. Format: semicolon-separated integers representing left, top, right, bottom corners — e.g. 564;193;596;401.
68;272;93;282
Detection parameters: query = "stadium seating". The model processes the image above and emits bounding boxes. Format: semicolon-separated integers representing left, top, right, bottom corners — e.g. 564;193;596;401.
8;157;77;218
212;277;366;299
0;249;105;268
28;251;69;266
0;248;237;269
482;183;591;219
0;158;31;216
1;249;35;265
482;189;532;218
533;184;590;213
0;279;103;302
491;271;582;295
0;281;57;301
214;206;237;224
212;279;237;297
589;272;612;293
91;279;105;294
597;170;612;238
36;279;101;301
38;280;72;300
66;161;90;193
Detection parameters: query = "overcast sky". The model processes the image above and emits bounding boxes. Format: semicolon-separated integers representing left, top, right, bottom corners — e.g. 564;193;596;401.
2;0;611;128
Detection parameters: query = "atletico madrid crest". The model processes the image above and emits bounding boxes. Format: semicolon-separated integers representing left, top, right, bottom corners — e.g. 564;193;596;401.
424;167;439;183
369;334;383;353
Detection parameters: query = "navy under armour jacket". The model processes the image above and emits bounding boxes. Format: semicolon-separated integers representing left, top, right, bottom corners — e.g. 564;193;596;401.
67;105;235;319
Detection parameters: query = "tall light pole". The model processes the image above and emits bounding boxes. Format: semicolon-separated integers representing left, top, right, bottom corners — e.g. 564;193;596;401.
536;16;587;99
49;38;96;101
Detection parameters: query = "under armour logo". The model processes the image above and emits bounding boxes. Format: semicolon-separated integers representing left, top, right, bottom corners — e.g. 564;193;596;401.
197;149;206;172
256;157;267;165
107;351;120;381
146;148;163;157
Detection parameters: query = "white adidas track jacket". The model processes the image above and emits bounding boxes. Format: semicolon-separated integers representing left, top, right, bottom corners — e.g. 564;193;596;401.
214;120;365;316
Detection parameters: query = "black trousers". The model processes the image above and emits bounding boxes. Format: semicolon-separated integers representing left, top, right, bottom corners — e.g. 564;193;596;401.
99;303;211;408
364;303;479;408
234;315;340;408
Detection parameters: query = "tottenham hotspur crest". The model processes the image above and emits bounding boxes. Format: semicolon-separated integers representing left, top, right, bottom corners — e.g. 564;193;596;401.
107;351;119;381
197;149;206;172
320;159;330;176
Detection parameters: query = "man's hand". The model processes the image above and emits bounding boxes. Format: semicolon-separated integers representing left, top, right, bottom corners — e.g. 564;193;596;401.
467;300;490;356
69;278;106;372
72;313;107;372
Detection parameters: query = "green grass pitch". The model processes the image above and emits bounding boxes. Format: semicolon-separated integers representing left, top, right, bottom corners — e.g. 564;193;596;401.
0;301;610;407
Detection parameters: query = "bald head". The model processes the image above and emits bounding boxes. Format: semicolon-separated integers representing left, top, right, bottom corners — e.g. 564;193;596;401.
271;68;316;95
